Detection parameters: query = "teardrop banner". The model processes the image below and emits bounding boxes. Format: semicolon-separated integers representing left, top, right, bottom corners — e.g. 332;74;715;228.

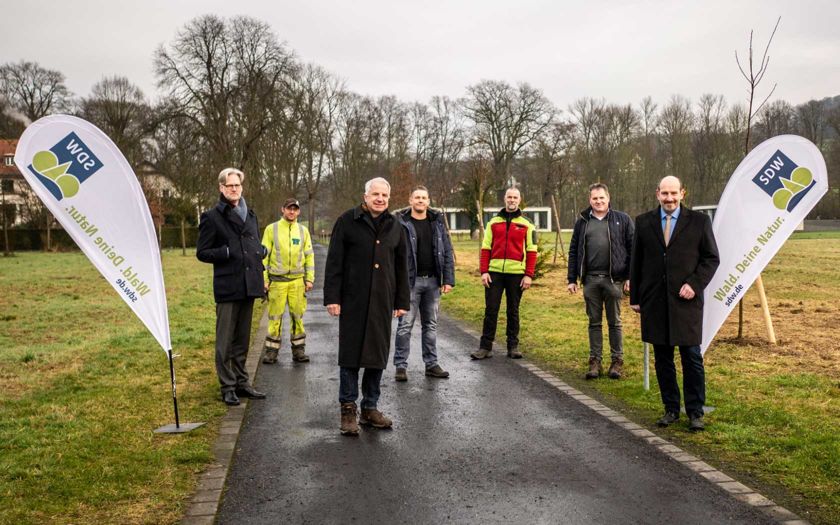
701;135;827;354
15;114;202;432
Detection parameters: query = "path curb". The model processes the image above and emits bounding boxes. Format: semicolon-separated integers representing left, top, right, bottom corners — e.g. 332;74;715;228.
180;309;268;525
513;357;810;525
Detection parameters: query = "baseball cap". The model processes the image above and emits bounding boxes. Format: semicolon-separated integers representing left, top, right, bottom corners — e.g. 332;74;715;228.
283;198;300;208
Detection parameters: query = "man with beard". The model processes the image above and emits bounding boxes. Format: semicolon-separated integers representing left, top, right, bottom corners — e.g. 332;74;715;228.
471;187;537;360
393;186;455;381
630;176;719;431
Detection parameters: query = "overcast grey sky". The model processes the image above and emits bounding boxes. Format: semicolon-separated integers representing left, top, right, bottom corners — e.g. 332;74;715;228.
4;0;838;111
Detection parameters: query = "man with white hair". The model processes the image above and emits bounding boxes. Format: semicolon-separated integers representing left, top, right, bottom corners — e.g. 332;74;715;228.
197;168;268;407
324;177;410;436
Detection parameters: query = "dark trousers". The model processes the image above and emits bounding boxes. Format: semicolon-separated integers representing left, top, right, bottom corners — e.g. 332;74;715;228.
479;272;524;351
653;344;706;418
582;275;624;361
339;367;384;410
215;299;255;394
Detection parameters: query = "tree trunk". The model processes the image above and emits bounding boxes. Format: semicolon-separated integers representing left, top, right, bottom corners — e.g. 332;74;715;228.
46;213;51;251
180;218;186;256
1;183;10;256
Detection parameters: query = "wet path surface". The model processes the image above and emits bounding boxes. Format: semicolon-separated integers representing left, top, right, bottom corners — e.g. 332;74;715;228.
217;246;771;524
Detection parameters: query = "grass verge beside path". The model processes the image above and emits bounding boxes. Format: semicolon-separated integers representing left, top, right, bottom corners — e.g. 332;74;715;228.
0;250;251;524
442;236;839;525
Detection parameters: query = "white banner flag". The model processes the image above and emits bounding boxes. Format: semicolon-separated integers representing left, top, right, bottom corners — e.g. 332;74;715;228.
701;135;827;353
15;115;171;352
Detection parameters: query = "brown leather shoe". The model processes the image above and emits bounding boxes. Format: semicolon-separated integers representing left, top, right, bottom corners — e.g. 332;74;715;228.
360;408;393;429
585;357;602;379
395;368;408;382
470;348;493;360
607;359;624;379
340;402;359;436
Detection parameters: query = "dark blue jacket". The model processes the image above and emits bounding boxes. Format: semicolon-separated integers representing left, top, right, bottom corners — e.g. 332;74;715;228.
398;208;456;288
568;207;634;284
196;195;267;303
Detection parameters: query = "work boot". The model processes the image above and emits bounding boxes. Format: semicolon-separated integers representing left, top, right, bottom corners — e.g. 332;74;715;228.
585;357;602;379
689;415;706;432
425;364;450;378
507;347;523;359
656;411;680;427
607;359;624;379
262;347;278;364
291;345;310;363
395;368;408;382
360;408;393;429
340;402;359;436
470;348;493;360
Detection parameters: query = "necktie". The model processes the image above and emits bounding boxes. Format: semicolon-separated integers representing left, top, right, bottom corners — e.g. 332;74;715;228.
664;215;672;246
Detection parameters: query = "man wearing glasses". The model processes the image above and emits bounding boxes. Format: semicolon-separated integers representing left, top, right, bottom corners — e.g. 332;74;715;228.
197;168;268;406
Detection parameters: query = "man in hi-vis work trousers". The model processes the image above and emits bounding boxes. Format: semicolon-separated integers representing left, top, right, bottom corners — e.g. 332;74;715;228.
261;198;315;364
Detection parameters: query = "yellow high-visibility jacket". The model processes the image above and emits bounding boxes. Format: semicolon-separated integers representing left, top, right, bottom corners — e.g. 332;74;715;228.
262;218;315;283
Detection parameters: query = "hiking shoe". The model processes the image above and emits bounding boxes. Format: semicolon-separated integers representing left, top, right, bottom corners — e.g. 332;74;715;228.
395;368;408;382
656;412;680;427
340;402;359;436
292;345;310;363
689;415;705;432
425;365;450;378
262;347;278;364
585;357;602;379
607;359;624;379
360;408;393;429
507;348;523;359
470;348;493;360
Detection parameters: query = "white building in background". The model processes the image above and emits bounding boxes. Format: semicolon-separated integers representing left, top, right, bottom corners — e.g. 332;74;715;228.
441;207;553;233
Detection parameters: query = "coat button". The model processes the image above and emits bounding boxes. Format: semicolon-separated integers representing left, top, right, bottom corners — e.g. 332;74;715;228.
374;263;380;269
376;240;380;244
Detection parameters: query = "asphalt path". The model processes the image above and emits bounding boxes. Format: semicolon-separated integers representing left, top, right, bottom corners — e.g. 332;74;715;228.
217;245;772;524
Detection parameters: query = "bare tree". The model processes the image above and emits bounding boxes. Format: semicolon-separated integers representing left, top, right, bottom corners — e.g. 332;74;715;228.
796;99;827;148
658;95;694;190
154;15;296;177
0;61;72;121
462;80;555;213
734;16;781;341
754;100;796;142
79;76;151;167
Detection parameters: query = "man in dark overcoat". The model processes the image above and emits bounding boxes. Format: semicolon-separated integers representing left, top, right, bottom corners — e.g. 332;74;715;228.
324;177;410;436
630;176;719;431
196;168;268;407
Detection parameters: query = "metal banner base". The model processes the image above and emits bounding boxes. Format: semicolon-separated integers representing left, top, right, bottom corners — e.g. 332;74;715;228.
154;422;206;434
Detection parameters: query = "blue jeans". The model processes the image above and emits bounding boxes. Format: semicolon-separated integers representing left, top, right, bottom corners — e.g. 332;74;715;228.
394;276;441;369
339;367;383;410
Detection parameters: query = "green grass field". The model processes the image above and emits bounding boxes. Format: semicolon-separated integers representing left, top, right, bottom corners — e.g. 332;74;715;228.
0;251;232;524
1;235;838;524
441;235;839;525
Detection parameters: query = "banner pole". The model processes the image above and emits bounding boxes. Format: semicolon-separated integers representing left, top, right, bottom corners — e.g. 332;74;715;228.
168;349;180;428
754;274;777;344
154;350;204;434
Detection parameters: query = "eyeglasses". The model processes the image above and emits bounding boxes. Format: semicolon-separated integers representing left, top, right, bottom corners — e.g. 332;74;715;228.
223;184;242;189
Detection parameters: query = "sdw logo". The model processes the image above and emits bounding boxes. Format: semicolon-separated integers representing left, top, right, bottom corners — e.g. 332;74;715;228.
27;132;103;201
751;149;816;211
